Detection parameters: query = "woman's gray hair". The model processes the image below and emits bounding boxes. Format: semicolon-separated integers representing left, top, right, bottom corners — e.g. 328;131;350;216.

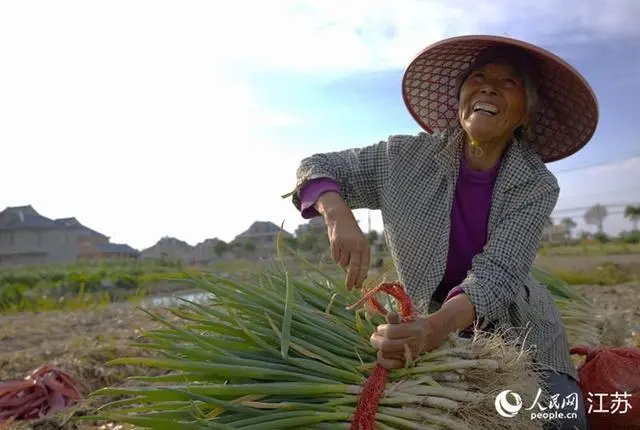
515;71;539;142
522;72;539;119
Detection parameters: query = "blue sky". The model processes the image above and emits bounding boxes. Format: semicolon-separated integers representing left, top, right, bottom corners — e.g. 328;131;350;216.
1;0;639;249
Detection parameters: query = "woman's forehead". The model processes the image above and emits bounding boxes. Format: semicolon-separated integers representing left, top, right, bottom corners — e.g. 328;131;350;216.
474;59;522;78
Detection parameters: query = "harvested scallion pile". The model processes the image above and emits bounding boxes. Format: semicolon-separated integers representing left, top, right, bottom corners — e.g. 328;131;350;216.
531;266;602;346
86;260;551;429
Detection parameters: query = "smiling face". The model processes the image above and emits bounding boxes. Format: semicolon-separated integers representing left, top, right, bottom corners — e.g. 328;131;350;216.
458;59;530;145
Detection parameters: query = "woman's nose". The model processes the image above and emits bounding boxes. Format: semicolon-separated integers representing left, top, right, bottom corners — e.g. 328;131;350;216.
478;85;498;96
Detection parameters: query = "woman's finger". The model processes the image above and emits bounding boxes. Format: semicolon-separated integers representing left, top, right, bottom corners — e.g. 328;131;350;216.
355;247;370;288
345;253;361;290
384;320;424;340
338;245;350;269
371;336;412;354
330;241;340;264
377;350;403;370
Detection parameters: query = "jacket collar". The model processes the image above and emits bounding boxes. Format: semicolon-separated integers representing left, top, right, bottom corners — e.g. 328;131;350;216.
435;128;538;192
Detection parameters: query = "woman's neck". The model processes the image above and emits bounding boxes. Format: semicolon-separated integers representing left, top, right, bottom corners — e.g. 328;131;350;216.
463;135;510;171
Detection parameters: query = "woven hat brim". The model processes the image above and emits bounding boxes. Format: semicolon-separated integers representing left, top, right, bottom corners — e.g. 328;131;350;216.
401;35;599;163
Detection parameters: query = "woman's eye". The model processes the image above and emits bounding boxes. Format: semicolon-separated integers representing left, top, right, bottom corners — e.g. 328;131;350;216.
503;78;519;88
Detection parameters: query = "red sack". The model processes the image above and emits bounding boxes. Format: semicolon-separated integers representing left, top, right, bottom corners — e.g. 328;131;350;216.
570;346;640;430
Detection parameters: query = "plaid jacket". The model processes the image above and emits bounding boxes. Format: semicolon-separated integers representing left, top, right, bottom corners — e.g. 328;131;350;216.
292;128;577;380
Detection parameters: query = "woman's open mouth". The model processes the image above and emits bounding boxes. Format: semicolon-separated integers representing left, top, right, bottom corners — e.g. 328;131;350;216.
472;102;498;116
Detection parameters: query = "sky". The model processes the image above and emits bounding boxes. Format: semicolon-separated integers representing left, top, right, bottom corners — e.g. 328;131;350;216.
1;0;639;250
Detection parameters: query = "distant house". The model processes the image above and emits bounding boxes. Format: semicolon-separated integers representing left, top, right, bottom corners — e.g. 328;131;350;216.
542;224;568;245
234;221;293;253
0;205;78;266
55;216;111;259
141;236;193;263
191;238;226;264
0;205;138;266
295;217;326;237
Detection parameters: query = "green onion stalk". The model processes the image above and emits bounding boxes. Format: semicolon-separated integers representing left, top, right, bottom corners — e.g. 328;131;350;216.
84;251;555;430
530;266;602;346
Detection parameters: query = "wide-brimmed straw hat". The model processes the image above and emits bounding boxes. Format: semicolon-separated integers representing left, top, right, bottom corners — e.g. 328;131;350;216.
401;35;599;163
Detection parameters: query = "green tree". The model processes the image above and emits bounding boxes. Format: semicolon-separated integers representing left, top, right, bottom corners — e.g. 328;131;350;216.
297;232;318;252
213;241;228;257
624;205;640;231
283;236;298;250
579;231;591;241
560;217;577;241
367;230;379;245
584;204;608;234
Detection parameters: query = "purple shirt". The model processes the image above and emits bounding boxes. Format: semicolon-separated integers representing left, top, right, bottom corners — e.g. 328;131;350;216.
298;154;501;307
300;178;341;219
435;154;501;303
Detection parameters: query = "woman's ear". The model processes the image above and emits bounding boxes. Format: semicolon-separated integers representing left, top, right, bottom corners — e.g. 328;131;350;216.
514;122;535;142
514;124;526;141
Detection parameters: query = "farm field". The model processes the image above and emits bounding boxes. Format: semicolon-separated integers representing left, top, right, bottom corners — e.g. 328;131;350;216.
0;252;638;429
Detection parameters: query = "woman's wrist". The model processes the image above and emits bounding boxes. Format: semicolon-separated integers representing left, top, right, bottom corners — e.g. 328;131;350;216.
431;294;476;334
315;192;350;221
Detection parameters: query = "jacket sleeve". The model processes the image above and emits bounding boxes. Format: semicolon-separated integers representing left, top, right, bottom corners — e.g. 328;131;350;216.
287;138;395;212
457;175;560;328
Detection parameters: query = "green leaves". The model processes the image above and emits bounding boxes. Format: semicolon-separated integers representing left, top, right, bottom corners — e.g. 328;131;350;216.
280;271;294;359
87;259;580;429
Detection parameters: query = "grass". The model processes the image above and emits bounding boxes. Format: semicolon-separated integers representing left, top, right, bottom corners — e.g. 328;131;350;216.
0;258;343;315
548;262;638;286
1;244;638;315
0;260;199;314
538;242;640;257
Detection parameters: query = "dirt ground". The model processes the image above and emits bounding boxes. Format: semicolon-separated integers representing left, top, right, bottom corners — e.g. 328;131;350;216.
1;255;639;429
0;305;177;430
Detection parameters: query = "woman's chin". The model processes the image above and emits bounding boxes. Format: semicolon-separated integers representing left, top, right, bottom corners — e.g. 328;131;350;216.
465;129;500;144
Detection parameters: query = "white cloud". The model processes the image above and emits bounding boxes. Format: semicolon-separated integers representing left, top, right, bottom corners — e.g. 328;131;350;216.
4;0;630;76
200;0;638;73
1;0;637;248
585;156;640;174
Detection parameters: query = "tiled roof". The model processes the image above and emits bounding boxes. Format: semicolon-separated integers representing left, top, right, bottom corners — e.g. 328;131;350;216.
235;221;292;239
0;207;107;238
0;206;60;230
54;217;81;227
54;218;107;237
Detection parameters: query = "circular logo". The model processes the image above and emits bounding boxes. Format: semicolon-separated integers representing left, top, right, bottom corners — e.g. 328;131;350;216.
495;390;523;418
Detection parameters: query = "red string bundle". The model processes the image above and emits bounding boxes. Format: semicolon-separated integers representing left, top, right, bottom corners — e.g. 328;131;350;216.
0;365;83;429
348;282;417;430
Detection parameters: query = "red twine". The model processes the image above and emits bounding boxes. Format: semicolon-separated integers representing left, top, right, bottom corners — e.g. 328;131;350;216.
348;282;417;430
0;365;84;429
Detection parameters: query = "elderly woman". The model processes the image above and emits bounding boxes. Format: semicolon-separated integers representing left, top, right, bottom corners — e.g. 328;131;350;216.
289;35;598;429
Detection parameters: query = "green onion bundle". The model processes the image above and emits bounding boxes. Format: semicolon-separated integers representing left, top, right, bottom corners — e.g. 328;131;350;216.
531;266;602;347
88;262;547;429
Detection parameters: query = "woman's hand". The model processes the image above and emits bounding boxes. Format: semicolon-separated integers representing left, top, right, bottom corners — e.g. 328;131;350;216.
315;192;371;290
370;313;450;369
